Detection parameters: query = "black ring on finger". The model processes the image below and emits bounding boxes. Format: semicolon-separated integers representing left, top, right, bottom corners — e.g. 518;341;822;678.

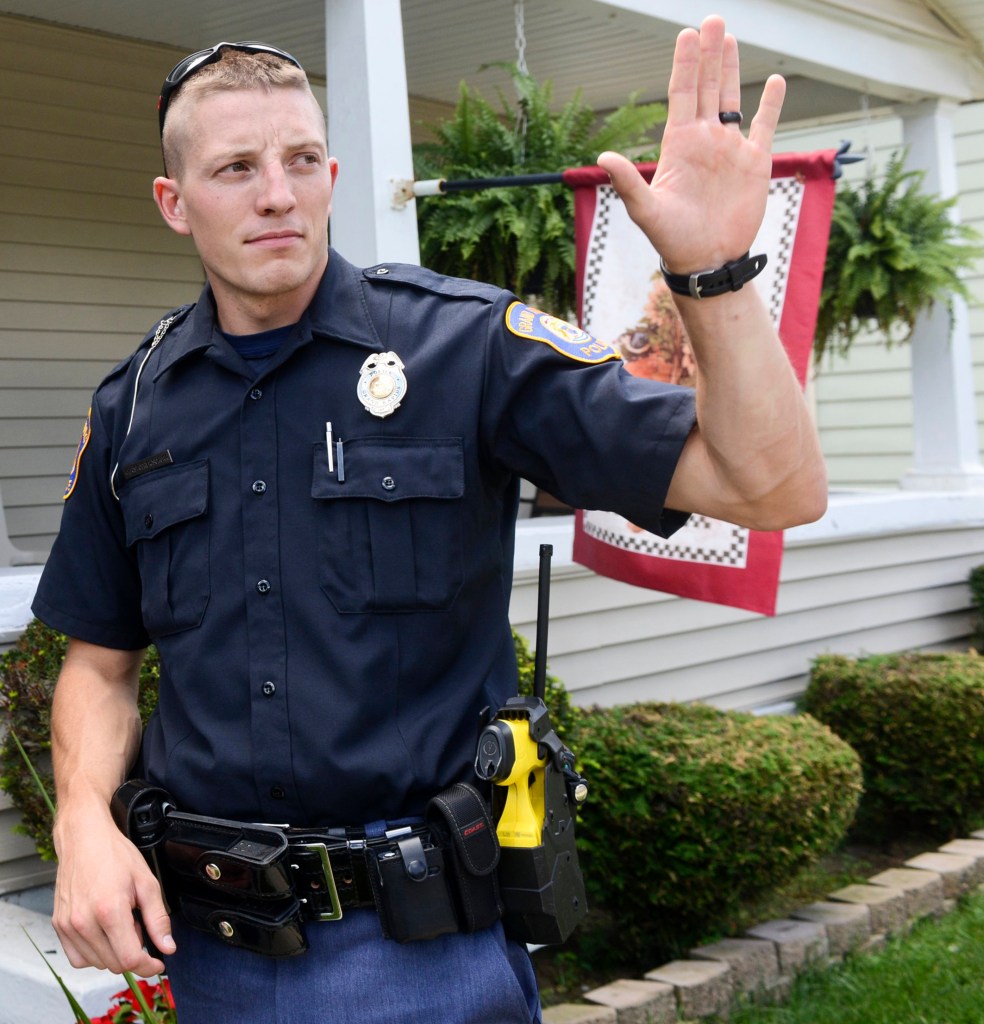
719;111;743;125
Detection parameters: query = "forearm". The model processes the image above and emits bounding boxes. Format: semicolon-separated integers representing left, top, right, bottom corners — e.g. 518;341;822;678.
668;284;827;529
51;639;144;838
48;639;173;974
598;18;828;530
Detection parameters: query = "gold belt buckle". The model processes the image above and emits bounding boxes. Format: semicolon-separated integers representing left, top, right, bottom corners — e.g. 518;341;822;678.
297;842;343;921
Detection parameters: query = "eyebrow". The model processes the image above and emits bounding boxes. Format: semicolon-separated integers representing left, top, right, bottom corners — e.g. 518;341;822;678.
210;137;327;162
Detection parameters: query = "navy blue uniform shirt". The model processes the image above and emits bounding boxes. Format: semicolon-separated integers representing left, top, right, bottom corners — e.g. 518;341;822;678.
34;250;696;825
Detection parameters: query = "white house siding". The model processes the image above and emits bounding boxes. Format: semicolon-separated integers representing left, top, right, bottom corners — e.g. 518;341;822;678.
0;17;207;552
775;99;984;489
0;790;54;895
509;504;983;714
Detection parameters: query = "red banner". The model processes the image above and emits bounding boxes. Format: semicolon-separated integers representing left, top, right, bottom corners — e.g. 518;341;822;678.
566;152;837;615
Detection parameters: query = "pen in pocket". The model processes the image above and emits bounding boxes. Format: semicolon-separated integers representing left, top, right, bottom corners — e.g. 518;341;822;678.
336;438;345;483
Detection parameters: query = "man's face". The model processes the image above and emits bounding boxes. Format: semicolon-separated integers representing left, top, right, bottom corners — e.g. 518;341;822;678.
155;86;337;330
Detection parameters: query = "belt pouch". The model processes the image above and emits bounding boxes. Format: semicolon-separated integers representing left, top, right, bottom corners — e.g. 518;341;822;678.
370;834;459;943
427;782;503;933
162;812;293;899
178;893;307;958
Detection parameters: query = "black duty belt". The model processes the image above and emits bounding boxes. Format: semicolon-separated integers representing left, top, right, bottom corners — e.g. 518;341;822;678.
112;780;503;957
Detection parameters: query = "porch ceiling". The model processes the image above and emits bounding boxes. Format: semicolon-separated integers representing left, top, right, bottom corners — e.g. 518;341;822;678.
1;0;983;121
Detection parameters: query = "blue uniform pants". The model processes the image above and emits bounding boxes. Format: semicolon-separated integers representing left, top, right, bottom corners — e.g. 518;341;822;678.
165;909;542;1023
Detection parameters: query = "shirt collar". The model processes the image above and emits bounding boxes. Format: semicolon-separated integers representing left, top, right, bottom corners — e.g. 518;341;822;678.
153;248;381;380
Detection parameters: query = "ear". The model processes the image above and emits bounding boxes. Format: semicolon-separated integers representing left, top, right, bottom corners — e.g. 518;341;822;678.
325;157;341;219
153;176;192;237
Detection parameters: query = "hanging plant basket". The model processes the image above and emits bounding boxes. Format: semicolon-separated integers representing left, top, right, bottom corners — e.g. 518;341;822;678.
815;151;984;362
413;66;665;317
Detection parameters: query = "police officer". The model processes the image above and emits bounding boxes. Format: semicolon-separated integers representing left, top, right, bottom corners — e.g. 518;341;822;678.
33;16;826;1024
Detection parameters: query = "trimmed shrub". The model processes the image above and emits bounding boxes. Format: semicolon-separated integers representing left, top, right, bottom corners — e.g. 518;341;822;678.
0;619;161;860
513;629;577;740
567;701;862;968
969;565;984;647
804;652;984;839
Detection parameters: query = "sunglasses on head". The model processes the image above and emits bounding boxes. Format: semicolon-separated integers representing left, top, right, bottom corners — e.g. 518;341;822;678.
158;41;303;136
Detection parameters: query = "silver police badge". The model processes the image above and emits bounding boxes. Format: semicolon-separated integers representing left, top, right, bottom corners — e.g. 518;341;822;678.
357;351;408;418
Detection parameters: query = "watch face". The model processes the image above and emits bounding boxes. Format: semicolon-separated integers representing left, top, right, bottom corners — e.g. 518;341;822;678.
358;351;407;418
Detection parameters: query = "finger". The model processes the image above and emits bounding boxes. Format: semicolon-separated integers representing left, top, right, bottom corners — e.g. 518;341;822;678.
99;909;166;976
53;894;110;971
719;33;741;118
696;15;727;122
666;27;699;125
596;151;657;231
56;925;108;972
62;890;162;976
135;874;176;958
748;74;786;150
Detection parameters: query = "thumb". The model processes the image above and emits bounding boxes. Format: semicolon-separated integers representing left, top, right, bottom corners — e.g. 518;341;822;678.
135;875;176;956
597;150;659;240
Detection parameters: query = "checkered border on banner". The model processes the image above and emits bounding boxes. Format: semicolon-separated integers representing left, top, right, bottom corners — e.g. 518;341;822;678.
582;185;614;327
583;177;805;330
766;177;801;326
581;513;750;567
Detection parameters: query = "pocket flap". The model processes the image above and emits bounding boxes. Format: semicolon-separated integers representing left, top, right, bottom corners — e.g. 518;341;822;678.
121;459;209;544
311;438;463;502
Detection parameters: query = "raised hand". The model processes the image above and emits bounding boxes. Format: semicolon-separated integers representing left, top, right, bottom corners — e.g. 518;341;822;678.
598;15;785;274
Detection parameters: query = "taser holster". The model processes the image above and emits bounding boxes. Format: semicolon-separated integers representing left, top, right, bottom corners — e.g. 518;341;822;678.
475;696;588;945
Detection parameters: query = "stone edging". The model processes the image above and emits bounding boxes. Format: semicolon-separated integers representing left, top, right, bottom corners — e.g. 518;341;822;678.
542;831;984;1023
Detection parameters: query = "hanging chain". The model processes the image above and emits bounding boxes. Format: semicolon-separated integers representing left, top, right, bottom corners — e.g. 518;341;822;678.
514;0;529;159
514;0;529;76
859;92;874;179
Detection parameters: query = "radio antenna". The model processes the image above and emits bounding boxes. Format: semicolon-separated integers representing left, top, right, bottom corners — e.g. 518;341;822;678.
533;544;552;702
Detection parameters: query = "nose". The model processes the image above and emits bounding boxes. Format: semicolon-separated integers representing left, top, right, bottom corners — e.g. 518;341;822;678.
256;161;296;215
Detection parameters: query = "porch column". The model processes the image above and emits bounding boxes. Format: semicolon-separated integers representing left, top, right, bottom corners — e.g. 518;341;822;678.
323;0;420;266
898;99;984;490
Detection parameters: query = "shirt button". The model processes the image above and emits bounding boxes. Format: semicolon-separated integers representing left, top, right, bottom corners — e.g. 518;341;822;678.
381;476;396;491
250;388;263;400
256;579;271;594
262;680;277;697
270;785;286;800
252;480;267;494
143;514;154;529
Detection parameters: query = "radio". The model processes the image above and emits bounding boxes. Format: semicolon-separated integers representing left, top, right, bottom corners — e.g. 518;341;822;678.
474;544;588;945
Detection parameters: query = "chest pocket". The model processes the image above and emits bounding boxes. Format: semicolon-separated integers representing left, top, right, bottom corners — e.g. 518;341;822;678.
311;438;464;613
120;460;210;636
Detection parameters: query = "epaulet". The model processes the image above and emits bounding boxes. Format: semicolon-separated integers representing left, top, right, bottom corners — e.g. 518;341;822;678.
100;304;196;385
362;263;503;304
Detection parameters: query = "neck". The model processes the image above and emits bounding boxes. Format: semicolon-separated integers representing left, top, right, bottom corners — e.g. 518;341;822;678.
211;251;329;334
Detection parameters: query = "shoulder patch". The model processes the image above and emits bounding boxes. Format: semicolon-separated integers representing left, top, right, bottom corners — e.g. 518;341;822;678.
504;302;619;364
63;408;92;501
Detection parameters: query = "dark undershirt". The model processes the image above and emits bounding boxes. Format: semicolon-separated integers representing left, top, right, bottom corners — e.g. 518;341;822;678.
222;323;296;376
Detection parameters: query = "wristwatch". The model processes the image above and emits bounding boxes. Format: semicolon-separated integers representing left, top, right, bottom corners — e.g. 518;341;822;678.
659;251;768;300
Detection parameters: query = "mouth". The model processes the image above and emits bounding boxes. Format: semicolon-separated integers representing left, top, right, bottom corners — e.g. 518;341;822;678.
247;230;303;248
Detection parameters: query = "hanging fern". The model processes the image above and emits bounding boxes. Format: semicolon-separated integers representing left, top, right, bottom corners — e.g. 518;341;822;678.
414;66;665;316
815;152;984;361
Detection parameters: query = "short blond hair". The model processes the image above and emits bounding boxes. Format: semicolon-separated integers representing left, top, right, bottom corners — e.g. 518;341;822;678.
161;48;320;177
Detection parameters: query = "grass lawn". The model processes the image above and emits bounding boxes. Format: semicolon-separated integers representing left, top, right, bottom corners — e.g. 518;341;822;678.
730;888;984;1024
